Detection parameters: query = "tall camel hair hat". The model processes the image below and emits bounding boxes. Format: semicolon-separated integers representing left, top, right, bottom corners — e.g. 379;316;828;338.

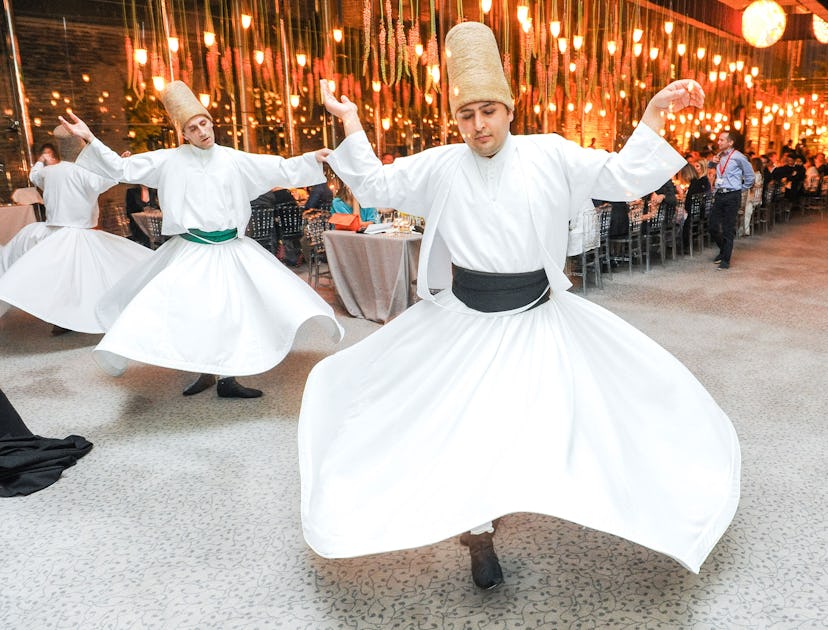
53;125;84;162
160;80;212;129
445;21;514;116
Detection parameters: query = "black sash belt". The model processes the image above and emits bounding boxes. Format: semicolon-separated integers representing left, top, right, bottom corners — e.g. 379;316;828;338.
451;264;550;313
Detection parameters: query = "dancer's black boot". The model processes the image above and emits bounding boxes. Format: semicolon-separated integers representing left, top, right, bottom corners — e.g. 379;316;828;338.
460;531;504;590
216;377;262;399
182;373;216;396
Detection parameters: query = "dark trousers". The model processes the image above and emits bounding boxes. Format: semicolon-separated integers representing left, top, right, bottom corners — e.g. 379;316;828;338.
709;190;741;263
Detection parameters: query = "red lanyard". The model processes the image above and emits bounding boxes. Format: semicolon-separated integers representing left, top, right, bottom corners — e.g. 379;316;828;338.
718;150;734;176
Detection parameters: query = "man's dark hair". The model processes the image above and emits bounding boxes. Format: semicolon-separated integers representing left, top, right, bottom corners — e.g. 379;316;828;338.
38;142;59;159
722;130;745;152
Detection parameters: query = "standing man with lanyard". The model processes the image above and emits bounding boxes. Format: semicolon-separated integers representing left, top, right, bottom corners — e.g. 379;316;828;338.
58;81;342;398
299;22;740;590
709;131;754;270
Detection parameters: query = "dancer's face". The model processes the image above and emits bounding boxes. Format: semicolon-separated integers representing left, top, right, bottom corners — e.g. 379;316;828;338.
182;115;215;150
455;101;514;158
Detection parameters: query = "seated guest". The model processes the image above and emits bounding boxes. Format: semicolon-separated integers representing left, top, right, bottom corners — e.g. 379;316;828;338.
305;181;333;210
251;188;302;265
803;158;820;195
743;157;764;235
331;175;379;227
678;160;711;249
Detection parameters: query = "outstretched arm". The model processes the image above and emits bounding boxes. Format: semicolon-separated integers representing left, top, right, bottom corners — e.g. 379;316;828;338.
58;112;96;144
320;80;364;138
639;79;705;135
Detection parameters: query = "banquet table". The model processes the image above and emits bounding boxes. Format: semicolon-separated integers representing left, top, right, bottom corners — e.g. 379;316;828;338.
0;204;36;245
323;230;422;324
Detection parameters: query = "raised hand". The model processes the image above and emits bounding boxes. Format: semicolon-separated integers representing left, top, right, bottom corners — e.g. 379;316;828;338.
314;148;333;163
649;79;705;114
640;79;704;134
57;112;95;144
319;79;358;120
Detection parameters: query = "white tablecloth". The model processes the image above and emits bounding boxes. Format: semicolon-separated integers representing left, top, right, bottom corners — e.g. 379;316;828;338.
324;230;422;324
0;205;36;245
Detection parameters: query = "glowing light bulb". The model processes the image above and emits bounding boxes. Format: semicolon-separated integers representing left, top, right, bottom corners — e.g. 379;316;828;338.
333;28;343;43
241;14;252;29
649;47;659;60
633;43;643;57
572;35;583;51
152;76;165;91
199;93;210;108
290;94;300;108
664;21;674;35
134;48;148;65
607;40;617;56
168;37;179;53
713;54;722;66
254;50;264;65
481;0;492;14
633;28;643;43
696;47;706;60
415;43;424;57
550;21;561;38
558;38;567;54
296;53;307;67
372;80;381;92
677;43;687;56
516;4;529;24
203;31;216;47
381;117;391;131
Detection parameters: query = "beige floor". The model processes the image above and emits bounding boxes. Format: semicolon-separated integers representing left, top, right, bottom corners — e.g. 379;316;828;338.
1;213;826;629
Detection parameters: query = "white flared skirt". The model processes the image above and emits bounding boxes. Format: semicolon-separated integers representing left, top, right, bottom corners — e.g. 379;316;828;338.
93;235;343;377
0;226;151;333
299;289;740;573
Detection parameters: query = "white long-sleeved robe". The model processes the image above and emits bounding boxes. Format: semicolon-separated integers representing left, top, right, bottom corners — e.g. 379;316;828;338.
74;140;343;376
298;125;741;574
0;161;150;332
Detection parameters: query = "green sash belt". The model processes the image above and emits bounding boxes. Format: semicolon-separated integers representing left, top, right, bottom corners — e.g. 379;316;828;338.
180;228;238;244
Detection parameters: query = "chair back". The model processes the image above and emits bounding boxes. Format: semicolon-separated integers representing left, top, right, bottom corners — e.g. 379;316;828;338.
246;206;275;239
304;211;333;247
646;200;665;231
147;215;166;249
597;203;612;240
581;207;601;251
275;202;304;238
627;200;644;234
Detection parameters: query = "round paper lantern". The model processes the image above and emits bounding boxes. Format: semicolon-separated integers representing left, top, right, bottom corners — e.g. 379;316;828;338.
814;14;828;44
742;1;786;48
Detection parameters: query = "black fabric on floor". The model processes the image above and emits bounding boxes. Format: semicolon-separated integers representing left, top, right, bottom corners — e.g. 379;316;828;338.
0;389;93;497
